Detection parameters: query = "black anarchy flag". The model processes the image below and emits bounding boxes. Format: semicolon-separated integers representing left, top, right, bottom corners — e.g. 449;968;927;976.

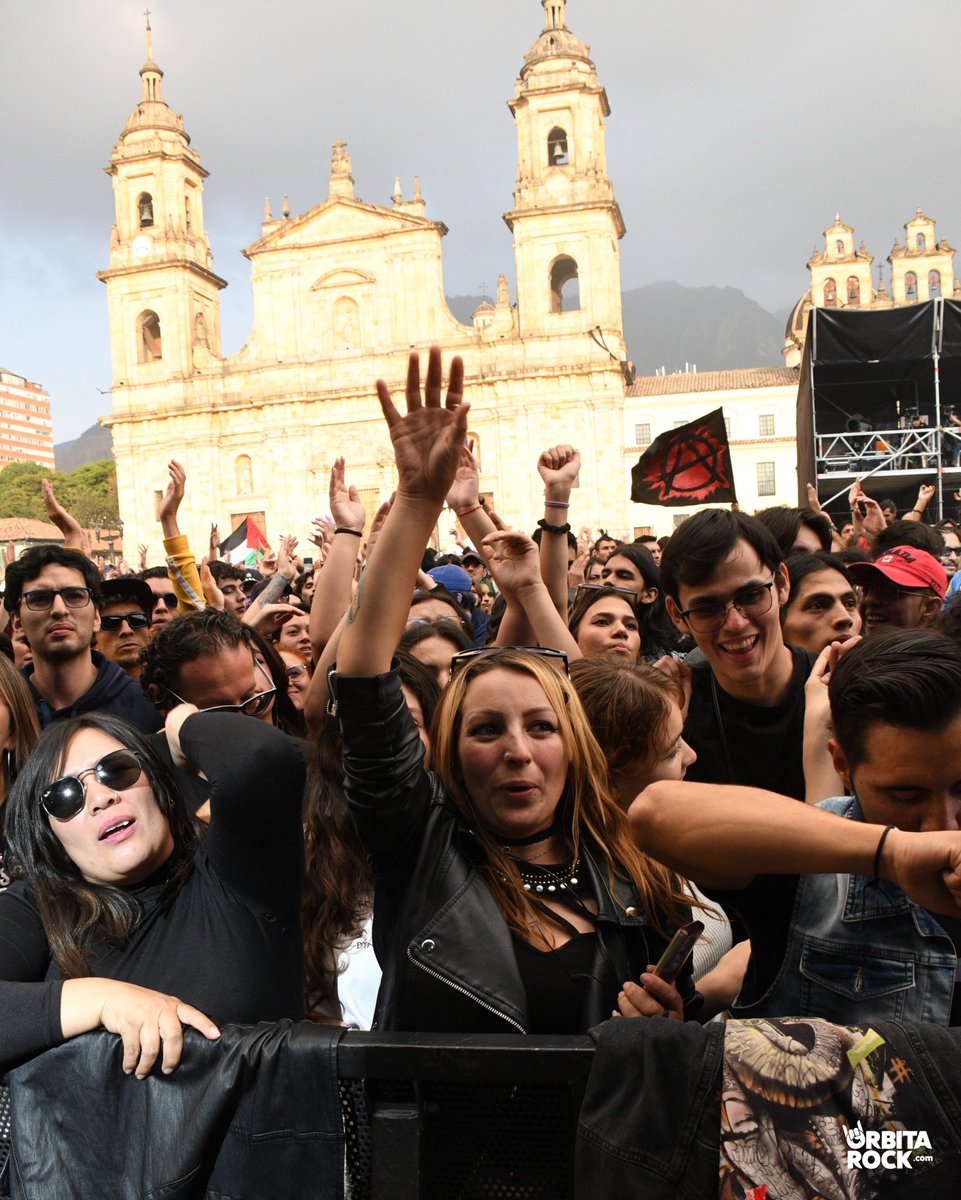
630;408;737;507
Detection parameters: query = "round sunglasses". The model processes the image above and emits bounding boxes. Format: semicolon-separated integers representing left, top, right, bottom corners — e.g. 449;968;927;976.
41;749;143;821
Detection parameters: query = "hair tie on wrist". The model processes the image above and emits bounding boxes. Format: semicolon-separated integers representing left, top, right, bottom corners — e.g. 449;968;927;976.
335;527;363;538
544;500;570;509
457;504;482;518
872;824;897;884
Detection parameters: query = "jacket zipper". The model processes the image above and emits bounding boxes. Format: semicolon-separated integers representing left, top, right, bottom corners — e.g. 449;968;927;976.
407;946;527;1033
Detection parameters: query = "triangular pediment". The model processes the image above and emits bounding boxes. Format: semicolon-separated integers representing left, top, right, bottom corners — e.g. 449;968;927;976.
244;196;444;256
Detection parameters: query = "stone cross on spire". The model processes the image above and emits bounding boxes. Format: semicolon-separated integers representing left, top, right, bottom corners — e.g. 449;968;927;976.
144;8;154;60
543;0;566;31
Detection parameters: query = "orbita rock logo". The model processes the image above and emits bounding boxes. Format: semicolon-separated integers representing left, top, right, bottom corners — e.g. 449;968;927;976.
843;1121;934;1170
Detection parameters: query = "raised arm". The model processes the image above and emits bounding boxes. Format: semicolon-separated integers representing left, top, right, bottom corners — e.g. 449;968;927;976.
309;459;366;655
536;445;581;616
481;529;580;659
42;479;90;555
158;461;205;612
336;347;468;677
904;483;936;523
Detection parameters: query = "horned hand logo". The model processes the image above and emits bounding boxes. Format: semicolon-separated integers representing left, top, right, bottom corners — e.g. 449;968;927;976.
843;1121;934;1170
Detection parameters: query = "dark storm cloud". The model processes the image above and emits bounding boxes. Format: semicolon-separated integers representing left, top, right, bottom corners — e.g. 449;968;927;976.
2;0;960;439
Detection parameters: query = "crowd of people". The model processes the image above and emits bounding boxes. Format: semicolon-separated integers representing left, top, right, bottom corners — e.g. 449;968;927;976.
1;346;961;1089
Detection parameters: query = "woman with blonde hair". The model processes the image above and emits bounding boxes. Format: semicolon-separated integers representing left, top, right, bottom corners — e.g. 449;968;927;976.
329;347;700;1033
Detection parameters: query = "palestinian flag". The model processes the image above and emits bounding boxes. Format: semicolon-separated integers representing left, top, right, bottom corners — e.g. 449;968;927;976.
631;408;737;507
220;517;270;565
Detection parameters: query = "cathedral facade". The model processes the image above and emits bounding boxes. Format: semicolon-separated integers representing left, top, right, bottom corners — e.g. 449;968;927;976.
99;2;640;552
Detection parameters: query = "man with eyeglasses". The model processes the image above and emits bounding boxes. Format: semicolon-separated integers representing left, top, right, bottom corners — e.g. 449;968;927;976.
96;576;154;679
847;545;946;636
3;546;163;732
660;509;816;800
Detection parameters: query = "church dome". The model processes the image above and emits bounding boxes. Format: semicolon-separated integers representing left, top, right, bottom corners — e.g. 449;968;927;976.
521;26;593;76
784;291;811;343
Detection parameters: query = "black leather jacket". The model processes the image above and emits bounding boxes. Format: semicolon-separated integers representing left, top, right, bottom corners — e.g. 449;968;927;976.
330;668;696;1034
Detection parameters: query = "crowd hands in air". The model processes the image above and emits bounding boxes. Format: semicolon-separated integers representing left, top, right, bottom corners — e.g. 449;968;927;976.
1;345;961;1086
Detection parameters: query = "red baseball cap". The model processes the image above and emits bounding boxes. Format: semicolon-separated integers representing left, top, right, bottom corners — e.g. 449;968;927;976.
848;545;947;599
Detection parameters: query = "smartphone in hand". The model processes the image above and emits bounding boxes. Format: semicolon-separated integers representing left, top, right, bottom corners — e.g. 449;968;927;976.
652;920;704;985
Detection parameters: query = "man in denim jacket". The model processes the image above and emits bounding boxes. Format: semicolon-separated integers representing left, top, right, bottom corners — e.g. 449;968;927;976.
630;629;961;1025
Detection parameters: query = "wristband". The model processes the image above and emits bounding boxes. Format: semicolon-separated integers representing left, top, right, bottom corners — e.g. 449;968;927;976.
536;518;572;535
335;527;363;538
457;504;482;518
910;509;923;516
544;500;570;509
872;824;897;884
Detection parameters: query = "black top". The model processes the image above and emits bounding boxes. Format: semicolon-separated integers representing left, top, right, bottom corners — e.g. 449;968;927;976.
682;644;816;800
0;711;306;1071
24;651;163;734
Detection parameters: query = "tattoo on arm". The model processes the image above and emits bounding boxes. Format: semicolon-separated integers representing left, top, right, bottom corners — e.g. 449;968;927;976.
346;573;366;626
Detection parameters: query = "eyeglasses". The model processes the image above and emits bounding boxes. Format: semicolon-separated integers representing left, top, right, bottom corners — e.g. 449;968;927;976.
859;578;931;603
677;581;776;633
166;659;277;717
285;664;309;681
100;611;150;632
942;546;961;557
21;587;93;611
41;749;143;821
449;646;570;677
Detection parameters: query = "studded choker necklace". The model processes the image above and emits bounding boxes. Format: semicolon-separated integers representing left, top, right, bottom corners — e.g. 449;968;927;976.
515;857;582;896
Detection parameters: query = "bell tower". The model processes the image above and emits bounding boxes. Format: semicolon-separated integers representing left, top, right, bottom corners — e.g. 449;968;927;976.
98;15;226;388
505;0;626;346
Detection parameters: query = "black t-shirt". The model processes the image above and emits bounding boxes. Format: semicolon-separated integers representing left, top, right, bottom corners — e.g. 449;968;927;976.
683;645;816;800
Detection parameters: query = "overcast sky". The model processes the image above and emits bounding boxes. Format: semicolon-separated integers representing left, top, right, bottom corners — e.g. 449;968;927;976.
3;0;961;443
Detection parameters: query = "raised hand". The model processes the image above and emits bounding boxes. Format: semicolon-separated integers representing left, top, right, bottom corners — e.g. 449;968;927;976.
200;556;225;609
276;533;299;579
158;461;186;536
329;457;367;532
537;444;581;493
446;442;481;514
805;482;823;514
137;543;149;571
481;529;543;596
376;346;467;504
42;478;85;547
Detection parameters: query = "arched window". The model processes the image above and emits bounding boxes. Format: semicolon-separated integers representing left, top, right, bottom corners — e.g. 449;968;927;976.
547;127;569;167
917;233;926;251
835;239;845;257
929;270;942;298
905;271;918;302
137;193;154;228
846;276;861;307
236;456;253;495
823;278;837;307
137;310;162;363
550;256;580;313
333;297;359;349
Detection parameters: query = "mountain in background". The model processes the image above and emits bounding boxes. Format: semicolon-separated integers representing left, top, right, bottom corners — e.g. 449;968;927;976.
54;422;112;473
56;282;787;468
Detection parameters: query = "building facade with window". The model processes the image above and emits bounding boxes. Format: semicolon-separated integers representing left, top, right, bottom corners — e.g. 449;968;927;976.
0;370;55;471
99;3;638;551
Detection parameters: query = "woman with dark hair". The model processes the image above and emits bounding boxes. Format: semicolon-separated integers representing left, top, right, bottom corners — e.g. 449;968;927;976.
399;616;474;687
781;552;861;654
0;706;305;1076
0;655;41;892
567;585;642;662
329;347;699;1034
600;543;688;661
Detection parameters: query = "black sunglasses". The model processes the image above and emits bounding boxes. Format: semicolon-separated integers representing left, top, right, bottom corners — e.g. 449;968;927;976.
41;749;143;821
450;646;570;677
100;611;150;632
153;592;178;609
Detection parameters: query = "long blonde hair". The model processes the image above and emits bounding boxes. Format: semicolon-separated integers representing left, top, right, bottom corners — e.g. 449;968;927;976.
430;648;689;944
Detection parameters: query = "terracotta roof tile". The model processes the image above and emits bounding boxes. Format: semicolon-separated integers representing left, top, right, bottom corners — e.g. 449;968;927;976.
0;518;63;541
628;367;800;397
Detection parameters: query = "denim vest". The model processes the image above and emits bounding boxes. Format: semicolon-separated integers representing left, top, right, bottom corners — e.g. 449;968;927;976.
733;796;957;1025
